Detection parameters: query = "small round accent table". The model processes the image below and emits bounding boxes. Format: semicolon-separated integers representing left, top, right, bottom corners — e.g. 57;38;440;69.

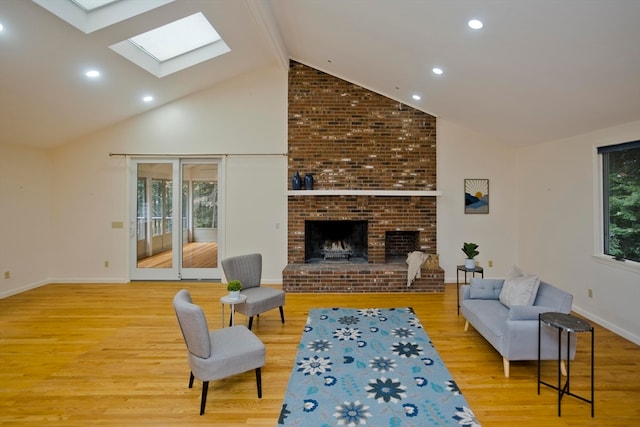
220;294;247;327
538;312;594;417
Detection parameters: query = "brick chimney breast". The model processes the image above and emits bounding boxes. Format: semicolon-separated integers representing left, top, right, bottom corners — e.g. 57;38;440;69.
285;61;443;293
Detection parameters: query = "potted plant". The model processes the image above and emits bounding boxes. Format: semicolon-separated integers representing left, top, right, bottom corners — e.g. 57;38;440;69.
462;242;479;269
226;280;242;299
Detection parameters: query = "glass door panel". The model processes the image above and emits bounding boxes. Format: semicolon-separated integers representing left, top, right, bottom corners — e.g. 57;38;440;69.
130;160;180;280
180;161;221;279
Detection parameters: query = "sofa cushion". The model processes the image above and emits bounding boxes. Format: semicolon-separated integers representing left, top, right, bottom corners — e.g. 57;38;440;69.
499;265;540;307
508;305;556;320
468;278;503;299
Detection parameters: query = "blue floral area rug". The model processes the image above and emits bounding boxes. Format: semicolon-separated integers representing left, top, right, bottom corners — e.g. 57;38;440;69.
278;308;481;427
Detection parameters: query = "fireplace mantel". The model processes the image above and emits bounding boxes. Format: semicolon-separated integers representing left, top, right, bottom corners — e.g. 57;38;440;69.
287;190;442;197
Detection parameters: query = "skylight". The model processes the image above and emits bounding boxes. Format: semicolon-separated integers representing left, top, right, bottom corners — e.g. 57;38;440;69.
110;12;230;78
128;12;221;63
33;0;175;34
70;0;120;12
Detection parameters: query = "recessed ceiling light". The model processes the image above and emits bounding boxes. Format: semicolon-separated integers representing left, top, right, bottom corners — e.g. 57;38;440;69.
86;70;100;78
412;94;421;101
468;19;484;30
0;23;4;32
432;67;444;75
142;95;154;103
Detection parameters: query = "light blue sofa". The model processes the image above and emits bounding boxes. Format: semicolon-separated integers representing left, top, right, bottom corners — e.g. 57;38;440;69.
461;278;577;377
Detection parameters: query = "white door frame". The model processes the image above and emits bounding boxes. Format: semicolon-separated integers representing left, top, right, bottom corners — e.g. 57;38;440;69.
129;157;224;281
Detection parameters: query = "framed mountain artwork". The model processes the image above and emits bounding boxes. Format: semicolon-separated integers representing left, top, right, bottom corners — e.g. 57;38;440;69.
464;179;489;214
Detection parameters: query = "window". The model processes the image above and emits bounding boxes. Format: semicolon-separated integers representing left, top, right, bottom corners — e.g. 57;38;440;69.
598;140;640;263
151;179;172;236
192;181;217;228
136;177;146;240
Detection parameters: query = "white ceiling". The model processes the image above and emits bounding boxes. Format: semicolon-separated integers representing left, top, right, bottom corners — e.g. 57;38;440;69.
2;0;640;149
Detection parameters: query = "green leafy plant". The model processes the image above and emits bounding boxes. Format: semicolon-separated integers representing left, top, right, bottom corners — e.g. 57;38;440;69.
226;280;242;292
462;242;479;259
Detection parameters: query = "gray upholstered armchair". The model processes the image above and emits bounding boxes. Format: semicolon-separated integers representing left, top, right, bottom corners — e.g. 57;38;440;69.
173;289;265;415
221;253;285;330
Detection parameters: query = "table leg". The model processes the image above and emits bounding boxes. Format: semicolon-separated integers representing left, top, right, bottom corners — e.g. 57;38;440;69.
566;332;571;396
591;327;595;417
456;270;460;315
557;327;562;417
537;315;541;395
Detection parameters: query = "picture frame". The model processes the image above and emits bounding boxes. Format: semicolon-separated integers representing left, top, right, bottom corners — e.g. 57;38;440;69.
464;179;489;214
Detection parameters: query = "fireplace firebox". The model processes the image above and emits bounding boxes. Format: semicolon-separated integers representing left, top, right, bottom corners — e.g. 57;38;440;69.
305;220;368;263
385;230;420;263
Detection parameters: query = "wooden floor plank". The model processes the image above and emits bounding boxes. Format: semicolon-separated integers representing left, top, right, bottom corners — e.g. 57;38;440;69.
0;282;638;426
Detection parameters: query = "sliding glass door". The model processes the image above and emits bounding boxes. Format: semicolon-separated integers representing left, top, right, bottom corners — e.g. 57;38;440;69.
180;160;221;279
130;158;222;280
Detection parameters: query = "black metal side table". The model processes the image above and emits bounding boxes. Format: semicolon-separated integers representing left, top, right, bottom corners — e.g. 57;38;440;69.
538;312;594;417
456;265;483;315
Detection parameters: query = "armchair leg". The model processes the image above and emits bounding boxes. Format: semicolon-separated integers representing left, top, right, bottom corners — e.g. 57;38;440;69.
503;357;510;377
256;367;262;398
189;371;194;388
200;381;209;415
279;306;285;324
248;316;254;330
464;320;470;331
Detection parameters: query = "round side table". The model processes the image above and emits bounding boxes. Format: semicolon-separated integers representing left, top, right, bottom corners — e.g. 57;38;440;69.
538;312;594;417
220;294;247;327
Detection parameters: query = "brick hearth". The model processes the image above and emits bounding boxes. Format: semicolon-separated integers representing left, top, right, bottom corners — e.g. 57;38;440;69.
283;263;444;293
285;61;443;293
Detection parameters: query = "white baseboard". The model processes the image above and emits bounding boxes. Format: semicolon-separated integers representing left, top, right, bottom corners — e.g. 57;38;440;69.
0;279;49;299
572;304;640;345
48;277;130;284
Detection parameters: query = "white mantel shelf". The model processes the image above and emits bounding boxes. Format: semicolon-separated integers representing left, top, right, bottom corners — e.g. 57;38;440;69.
287;190;442;196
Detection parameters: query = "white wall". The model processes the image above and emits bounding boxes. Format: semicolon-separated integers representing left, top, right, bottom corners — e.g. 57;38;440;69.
517;120;640;344
48;64;288;284
437;118;519;281
0;144;53;297
1;62;638;344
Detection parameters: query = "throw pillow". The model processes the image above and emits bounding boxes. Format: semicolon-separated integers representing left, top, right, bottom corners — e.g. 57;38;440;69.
499;265;540;307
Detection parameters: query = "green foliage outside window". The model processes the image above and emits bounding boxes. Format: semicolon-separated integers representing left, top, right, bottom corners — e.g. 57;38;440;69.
193;181;217;228
603;144;640;262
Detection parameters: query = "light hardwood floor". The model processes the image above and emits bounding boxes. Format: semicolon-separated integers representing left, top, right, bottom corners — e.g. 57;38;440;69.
1;282;638;426
136;242;217;269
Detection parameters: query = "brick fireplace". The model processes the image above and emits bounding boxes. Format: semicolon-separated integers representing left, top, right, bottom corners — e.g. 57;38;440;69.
283;62;444;293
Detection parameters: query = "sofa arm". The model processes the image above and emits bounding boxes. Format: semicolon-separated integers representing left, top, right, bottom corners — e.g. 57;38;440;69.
461;284;471;301
508;305;556;320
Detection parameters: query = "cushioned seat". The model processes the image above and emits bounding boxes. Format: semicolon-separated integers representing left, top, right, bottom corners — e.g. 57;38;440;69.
173;289;265;415
221;253;285;330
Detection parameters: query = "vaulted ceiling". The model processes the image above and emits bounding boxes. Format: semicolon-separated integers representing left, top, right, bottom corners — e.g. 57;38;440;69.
2;0;639;148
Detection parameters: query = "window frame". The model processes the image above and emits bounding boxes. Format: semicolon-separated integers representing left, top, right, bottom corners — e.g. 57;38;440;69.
593;140;640;272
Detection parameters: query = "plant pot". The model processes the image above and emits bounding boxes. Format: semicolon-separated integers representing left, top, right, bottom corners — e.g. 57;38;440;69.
228;290;240;300
465;259;476;269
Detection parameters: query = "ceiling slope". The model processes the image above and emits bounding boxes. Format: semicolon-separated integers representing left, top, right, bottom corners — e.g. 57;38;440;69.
1;0;639;148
